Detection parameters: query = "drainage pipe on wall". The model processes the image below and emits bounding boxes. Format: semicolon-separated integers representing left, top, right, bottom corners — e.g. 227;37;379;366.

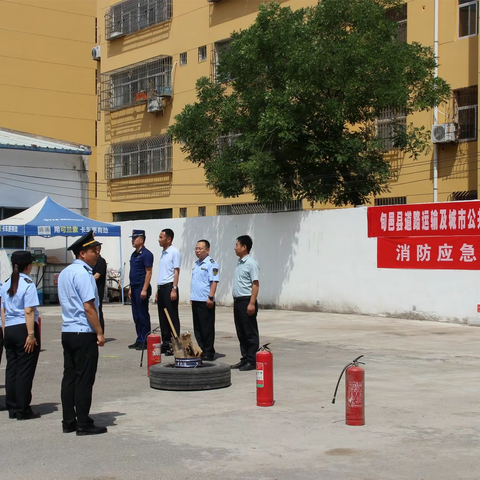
433;0;439;202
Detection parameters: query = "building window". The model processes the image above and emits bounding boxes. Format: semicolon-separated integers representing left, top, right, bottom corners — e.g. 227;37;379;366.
374;196;407;206
105;135;173;180
198;206;206;217
217;201;302;216
0;207;25;248
376;107;407;149
198;45;207;62
459;0;478;38
113;208;172;221
212;38;232;81
105;0;172;40
385;3;407;43
454;86;478;141
180;52;187;66
179;207;187;218
100;55;172;112
450;190;477;201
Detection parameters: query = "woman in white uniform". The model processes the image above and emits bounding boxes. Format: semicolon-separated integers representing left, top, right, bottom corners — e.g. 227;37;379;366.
0;251;41;420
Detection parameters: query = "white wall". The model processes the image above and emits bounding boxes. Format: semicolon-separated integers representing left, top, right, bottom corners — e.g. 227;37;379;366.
99;208;480;326
0;149;88;215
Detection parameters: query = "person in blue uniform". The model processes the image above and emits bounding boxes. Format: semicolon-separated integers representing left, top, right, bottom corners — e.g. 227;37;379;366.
231;235;260;371
128;230;153;350
156;229;181;355
58;231;107;436
0;251;41;420
190;240;220;361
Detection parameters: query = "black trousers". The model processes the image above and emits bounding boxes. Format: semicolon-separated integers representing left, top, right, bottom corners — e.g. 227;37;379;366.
191;301;215;358
5;323;40;416
157;285;180;349
98;287;105;334
233;297;259;364
0;327;4;366
61;332;98;428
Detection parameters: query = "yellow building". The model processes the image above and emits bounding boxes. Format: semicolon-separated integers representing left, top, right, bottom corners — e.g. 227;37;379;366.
93;0;480;221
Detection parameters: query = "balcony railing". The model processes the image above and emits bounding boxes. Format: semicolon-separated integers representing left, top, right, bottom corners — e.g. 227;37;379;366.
100;55;172;112
105;135;173;180
105;0;172;40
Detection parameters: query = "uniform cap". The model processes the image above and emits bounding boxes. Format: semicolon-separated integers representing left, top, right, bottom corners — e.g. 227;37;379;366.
68;230;102;255
11;250;34;266
130;229;146;238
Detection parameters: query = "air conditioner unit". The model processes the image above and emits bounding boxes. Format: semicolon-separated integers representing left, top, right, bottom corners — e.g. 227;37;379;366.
431;123;456;143
91;46;101;61
108;31;125;40
147;98;163;115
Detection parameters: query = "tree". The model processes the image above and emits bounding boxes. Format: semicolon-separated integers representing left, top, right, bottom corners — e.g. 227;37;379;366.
168;0;450;206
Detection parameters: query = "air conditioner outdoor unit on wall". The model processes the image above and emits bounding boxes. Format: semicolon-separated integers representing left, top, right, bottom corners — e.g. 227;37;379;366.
431;123;456;143
147;98;163;115
91;46;101;61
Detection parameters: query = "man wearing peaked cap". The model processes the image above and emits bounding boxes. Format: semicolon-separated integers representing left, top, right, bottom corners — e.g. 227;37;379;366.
128;229;154;350
57;230;107;435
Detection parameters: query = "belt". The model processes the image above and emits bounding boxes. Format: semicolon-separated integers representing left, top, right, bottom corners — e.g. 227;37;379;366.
158;282;173;289
233;296;251;302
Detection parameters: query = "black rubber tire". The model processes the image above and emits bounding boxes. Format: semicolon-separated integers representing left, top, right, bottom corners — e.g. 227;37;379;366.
150;361;231;391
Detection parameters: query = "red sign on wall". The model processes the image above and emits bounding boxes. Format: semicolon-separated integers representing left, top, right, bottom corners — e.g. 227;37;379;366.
368;200;480;238
377;236;480;270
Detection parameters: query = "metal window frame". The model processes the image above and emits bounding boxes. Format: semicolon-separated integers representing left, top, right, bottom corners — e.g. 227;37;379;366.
458;0;478;38
216;201;303;216
376;107;407;150
211;38;232;82
105;0;172;41
180;52;187;66
374;196;407;206
105;135;173;180
100;55;172;112
454;86;478;141
198;206;206;217
198;45;207;62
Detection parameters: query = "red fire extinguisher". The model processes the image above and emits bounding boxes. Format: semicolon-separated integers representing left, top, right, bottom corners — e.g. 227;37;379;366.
256;344;274;407
332;355;365;426
140;327;161;376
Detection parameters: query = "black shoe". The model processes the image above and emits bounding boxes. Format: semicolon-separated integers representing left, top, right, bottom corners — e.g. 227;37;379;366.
164;349;174;356
76;424;108;436
202;355;215;361
8;411;16;419
62;422;77;433
135;343;146;351
17;411;41;421
239;363;256;371
231;360;247;369
128;342;140;349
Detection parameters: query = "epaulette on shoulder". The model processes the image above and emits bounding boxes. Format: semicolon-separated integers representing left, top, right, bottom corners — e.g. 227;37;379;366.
83;266;92;274
24;278;33;284
210;258;215;263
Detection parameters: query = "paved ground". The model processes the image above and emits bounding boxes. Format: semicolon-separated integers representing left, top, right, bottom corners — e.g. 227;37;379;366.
1;304;479;480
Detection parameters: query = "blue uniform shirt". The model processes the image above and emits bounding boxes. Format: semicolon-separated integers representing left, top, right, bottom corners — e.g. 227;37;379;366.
157;245;181;285
129;247;154;288
232;255;260;298
0;274;39;327
58;259;99;333
190;255;220;301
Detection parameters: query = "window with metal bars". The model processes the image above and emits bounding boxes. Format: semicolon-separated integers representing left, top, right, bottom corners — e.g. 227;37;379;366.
100;56;172;112
374;196;407;206
385;4;407;43
105;135;172;180
113;208;172;221
105;0;172;40
450;190;478;201
180;52;187;66
179;207;187;218
212;38;232;82
459;0;478;38
454;86;478;141
376;107;407;149
198;206;206;217
216;201;303;216
198;45;207;62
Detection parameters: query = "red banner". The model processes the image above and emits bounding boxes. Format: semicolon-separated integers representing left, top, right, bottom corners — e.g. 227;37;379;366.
368;200;480;237
377;236;480;269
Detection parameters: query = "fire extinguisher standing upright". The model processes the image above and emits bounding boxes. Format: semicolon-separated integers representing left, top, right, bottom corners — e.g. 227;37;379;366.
146;332;161;377
332;355;365;426
256;344;274;407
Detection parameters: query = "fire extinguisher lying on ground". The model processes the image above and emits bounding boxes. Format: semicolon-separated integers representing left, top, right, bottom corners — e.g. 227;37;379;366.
140;326;162;376
332;355;365;426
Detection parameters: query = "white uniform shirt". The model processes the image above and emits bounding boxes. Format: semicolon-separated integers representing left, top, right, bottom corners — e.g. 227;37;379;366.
157;245;181;285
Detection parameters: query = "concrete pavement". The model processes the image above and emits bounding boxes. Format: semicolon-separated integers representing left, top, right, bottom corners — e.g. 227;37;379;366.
1;304;479;479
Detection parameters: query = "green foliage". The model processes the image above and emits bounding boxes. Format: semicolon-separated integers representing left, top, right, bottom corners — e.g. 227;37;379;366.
168;0;450;206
